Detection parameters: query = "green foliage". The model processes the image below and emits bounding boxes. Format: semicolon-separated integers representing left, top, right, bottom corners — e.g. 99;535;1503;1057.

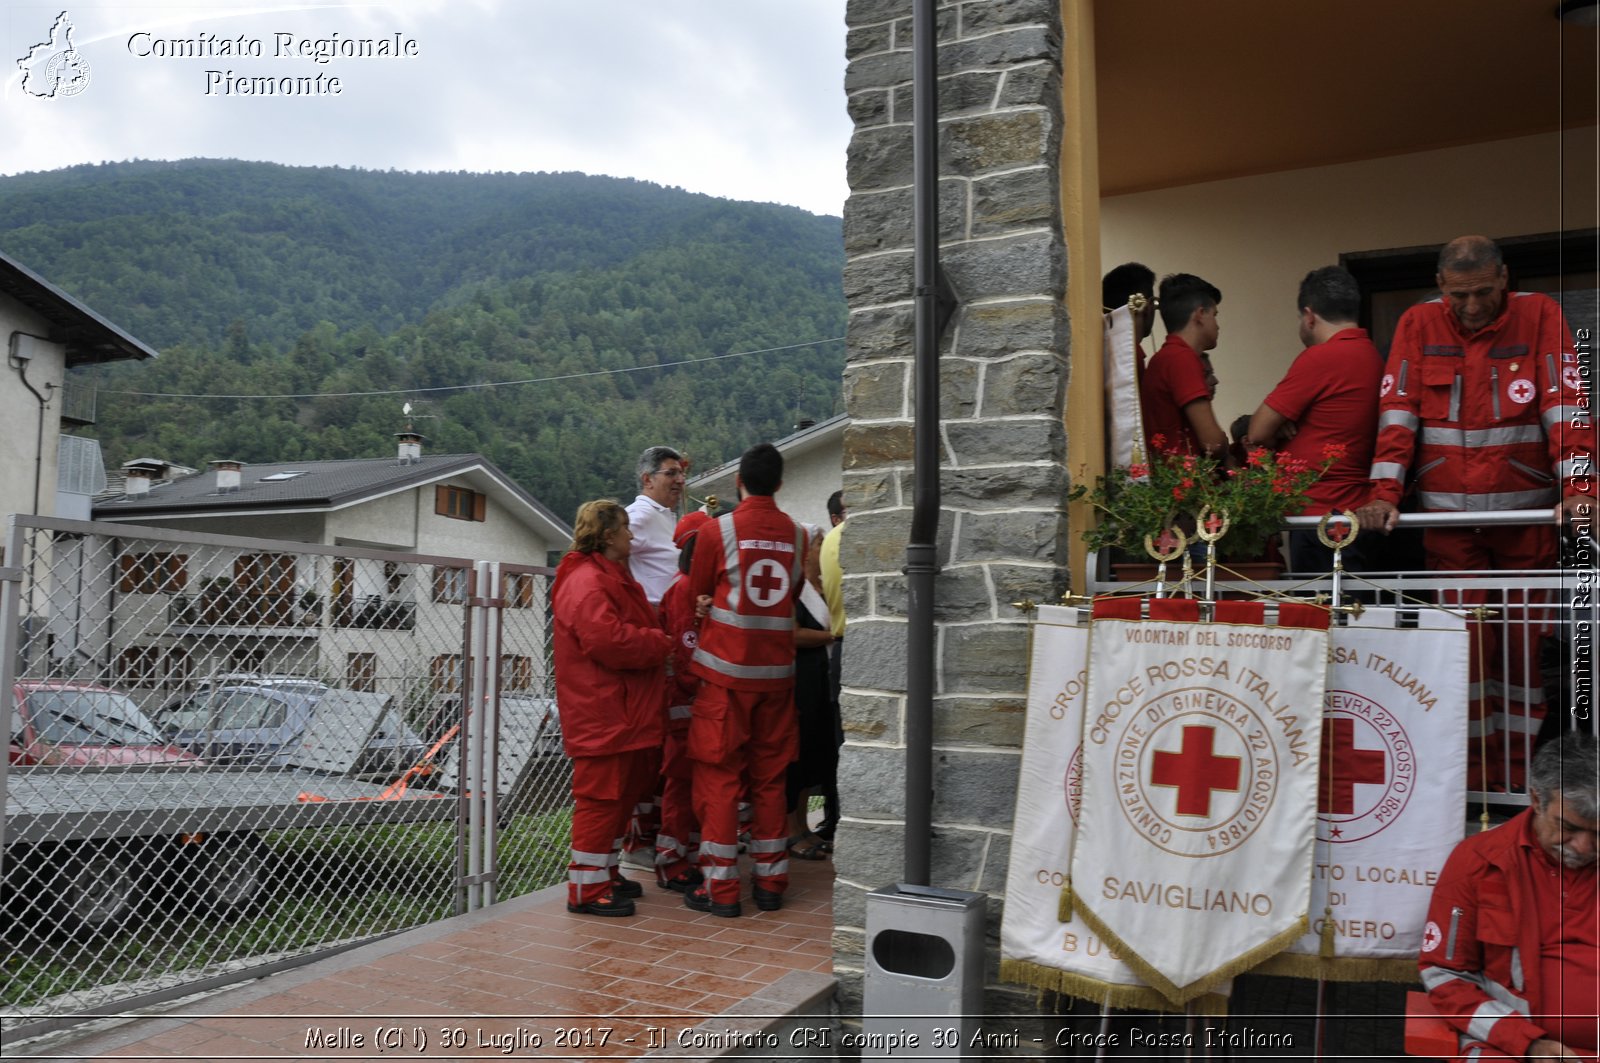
1;160;846;522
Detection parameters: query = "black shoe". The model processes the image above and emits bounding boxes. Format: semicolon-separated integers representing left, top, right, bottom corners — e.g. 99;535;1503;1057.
658;869;704;893
609;877;644;899
683;887;741;918
567;891;636;917
753;887;783;912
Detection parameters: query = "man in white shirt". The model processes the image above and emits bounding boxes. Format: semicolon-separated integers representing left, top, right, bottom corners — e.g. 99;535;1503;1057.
625;445;685;607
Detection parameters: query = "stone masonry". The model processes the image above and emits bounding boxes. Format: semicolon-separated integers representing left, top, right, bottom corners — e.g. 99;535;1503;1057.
834;0;1071;1030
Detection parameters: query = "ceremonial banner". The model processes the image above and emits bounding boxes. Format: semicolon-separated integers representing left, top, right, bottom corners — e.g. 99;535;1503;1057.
1104;305;1147;470
1258;609;1468;982
1001;606;1230;1011
1070;599;1329;1006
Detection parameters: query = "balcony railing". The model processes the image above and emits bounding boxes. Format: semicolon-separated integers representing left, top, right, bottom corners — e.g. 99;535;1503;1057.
332;596;417;630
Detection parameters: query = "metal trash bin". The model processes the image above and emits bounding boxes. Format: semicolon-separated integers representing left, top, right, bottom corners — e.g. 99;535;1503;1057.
862;883;986;1058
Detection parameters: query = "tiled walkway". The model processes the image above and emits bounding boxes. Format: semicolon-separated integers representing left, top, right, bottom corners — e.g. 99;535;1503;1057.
21;858;836;1062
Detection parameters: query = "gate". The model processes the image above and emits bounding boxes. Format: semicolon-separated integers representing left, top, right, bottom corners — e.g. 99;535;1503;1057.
0;516;570;1039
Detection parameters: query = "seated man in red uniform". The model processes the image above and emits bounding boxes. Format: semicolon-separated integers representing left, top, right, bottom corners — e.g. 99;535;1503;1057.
684;442;804;918
1246;265;1382;572
1418;733;1599;1061
1141;272;1231;463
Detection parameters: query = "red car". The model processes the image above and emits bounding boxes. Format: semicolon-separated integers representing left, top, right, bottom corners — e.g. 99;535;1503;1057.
9;681;200;767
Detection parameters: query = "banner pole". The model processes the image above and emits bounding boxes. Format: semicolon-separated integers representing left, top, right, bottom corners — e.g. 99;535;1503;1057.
1313;976;1327;1058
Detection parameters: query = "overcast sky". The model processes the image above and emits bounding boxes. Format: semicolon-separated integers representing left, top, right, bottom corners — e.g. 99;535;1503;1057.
2;0;851;216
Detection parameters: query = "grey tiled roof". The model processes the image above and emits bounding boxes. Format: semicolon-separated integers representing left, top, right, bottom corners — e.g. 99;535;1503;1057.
94;453;569;537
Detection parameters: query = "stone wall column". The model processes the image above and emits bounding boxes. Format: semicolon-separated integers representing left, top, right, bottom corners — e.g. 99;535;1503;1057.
834;0;1071;1025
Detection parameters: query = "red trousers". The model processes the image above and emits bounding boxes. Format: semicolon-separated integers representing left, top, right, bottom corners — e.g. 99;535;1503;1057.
1426;524;1556;792
567;747;659;905
654;713;700;884
689;683;797;905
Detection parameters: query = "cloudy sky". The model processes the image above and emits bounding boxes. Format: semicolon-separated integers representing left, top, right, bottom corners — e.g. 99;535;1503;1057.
2;0;852;216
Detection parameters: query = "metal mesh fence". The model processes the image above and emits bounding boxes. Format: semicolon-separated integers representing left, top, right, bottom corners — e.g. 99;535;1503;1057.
0;518;571;1035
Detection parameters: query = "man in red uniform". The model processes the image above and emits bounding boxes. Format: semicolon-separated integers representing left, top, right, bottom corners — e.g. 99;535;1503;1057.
655;511;712;893
1247;265;1383;572
685;442;804;917
1417;733;1599;1061
1358;235;1594;789
1141;272;1231;462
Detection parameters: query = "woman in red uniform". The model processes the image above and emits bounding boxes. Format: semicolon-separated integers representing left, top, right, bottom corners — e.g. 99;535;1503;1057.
553;499;671;916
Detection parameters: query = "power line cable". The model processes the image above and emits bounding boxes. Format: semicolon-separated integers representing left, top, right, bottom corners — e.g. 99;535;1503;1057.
97;336;845;401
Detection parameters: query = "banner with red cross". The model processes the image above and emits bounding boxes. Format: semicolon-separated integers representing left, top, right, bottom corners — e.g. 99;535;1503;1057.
1000;606;1230;1012
1258;609;1468;982
1069;598;1330;1006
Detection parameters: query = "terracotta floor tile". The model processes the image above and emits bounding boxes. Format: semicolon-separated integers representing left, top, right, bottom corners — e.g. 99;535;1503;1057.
600;978;721;1011
723;941;821;968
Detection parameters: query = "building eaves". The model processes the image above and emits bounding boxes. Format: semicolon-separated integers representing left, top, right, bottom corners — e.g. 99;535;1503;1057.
0;249;160;367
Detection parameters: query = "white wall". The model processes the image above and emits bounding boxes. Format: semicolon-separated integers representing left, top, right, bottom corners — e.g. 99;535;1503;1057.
1100;127;1600;433
0;297;66;520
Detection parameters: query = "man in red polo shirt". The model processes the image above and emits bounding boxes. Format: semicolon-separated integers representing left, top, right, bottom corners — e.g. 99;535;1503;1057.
1141;273;1231;462
1247;265;1382;572
1418;733;1599;1062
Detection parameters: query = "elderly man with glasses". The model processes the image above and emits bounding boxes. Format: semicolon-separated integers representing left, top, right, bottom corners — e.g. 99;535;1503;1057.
625;445;687;607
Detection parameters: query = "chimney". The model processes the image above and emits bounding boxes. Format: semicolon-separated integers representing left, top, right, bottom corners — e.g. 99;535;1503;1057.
396;431;424;466
123;467;152;497
210;459;243;494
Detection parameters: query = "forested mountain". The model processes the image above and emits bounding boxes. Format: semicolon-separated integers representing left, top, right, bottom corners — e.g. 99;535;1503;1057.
0;159;846;523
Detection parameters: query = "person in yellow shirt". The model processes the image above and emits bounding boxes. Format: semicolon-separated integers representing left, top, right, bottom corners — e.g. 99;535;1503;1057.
816;491;847;849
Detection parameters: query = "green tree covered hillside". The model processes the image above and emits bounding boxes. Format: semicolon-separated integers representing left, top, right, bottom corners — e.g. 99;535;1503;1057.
0;160;847;522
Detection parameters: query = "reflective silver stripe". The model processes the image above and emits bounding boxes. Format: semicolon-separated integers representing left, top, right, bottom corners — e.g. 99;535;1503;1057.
1379;409;1420;432
709;605;792;630
1462;1047;1482;1060
1397;358;1409;395
747;837;787;854
1491;367;1501;420
1447;908;1461;959
1546;405;1592;429
1508;458;1554;483
1419;488;1557;510
1467;999;1516;1043
754;857;789;876
656;833;684;856
1370;462;1407;480
706;865;740;880
1547;353;1559;391
570;868;612;884
1509;946;1523;991
1420;425;1547;448
571;849;613;865
719;512;742;610
1559;456;1593;478
1449;375;1461;422
691;645;794;680
668;703;693;720
700;840;740;859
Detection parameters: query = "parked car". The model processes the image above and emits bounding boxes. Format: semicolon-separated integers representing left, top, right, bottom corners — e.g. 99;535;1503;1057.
154;676;426;777
9;681;200;767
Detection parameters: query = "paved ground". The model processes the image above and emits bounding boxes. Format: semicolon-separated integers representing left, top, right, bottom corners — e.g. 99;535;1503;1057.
12;857;837;1062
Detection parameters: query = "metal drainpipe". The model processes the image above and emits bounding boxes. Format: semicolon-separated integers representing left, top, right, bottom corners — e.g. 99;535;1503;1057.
8;332;53;516
904;0;939;887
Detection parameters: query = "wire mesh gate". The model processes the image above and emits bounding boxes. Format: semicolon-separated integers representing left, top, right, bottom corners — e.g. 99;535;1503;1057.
0;516;571;1039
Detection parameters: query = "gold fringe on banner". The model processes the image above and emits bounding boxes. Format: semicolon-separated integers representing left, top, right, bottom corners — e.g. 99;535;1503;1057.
998;959;1230;1016
1252;952;1421;984
1070;901;1309;1008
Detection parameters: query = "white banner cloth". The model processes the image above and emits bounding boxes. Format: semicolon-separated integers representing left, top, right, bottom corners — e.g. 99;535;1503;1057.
1263;610;1468;978
1104;305;1146;470
1070;607;1328;1004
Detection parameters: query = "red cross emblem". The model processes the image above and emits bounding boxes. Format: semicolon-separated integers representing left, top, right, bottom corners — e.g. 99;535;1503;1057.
1317;717;1387;815
1204;512;1227;536
1564;366;1583;393
745;558;790;607
1150;724;1241;817
1328;521;1350;544
1380;373;1394;397
1506;378;1535;405
1155;529;1180;554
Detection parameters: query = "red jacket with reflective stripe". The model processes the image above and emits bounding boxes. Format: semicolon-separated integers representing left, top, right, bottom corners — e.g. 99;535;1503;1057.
551;551;670;758
658;572;701;724
1417;809;1598;1059
1369;292;1593;511
687;495;803;691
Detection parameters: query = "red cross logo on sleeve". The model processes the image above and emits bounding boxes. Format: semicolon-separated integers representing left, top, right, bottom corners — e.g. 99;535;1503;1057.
1317;717;1387;814
1150;725;1241;817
